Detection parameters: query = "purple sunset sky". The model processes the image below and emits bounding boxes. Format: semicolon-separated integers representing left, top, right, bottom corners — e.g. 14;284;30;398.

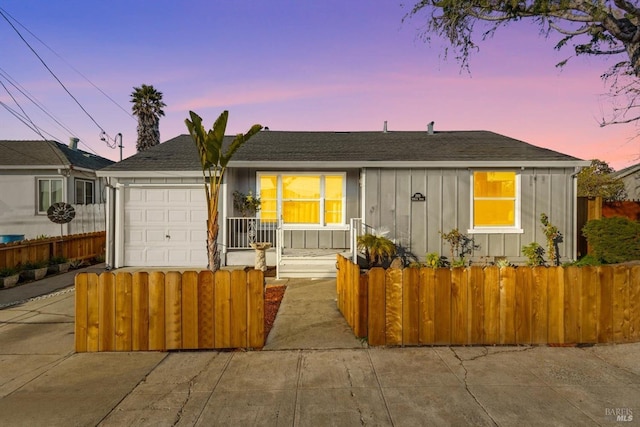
1;0;638;170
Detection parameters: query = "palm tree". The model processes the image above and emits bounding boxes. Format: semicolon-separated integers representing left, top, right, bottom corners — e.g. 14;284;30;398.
185;110;262;271
131;84;166;152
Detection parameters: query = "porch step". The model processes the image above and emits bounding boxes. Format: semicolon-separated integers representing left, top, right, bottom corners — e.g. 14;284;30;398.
278;255;339;279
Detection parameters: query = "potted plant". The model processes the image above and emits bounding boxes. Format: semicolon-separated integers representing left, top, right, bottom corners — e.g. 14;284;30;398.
233;190;261;217
47;255;70;274
20;260;48;281
0;266;20;289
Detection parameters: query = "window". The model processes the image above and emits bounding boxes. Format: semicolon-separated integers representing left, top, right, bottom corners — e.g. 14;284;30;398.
258;173;345;226
470;171;522;233
37;178;63;213
75;179;94;204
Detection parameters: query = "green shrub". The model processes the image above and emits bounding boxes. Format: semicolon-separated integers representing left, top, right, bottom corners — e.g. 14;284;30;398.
522;242;545;266
22;260;47;270
357;233;396;267
0;267;19;277
425;252;446;268
49;256;68;265
582;217;640;264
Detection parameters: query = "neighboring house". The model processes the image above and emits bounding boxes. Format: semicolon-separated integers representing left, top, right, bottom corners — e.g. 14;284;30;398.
614;162;640;200
98;128;589;277
0;139;115;239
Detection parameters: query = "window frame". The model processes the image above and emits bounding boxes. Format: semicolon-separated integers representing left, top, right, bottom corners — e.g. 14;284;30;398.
256;172;347;229
468;170;523;234
75;179;95;205
36;177;64;214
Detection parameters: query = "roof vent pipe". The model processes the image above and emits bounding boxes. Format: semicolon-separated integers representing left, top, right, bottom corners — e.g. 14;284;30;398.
69;137;79;150
427;121;434;135
383;121;388;133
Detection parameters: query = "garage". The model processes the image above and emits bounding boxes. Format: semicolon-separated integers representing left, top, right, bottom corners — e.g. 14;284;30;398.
123;186;207;267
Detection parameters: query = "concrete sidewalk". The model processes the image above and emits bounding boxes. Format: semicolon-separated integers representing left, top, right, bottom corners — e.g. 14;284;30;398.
1;272;639;425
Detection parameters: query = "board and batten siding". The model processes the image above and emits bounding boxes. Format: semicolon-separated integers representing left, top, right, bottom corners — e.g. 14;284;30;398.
363;168;578;264
227;168;360;249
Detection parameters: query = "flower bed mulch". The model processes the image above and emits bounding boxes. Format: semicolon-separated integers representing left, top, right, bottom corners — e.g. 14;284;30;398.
264;285;285;340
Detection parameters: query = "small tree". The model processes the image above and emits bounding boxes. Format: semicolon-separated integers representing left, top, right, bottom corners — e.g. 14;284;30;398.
540;213;562;266
577;159;627;202
185;111;262;271
440;228;476;266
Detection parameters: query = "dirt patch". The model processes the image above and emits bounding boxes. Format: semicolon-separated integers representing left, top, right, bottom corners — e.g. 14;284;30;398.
264;285;285;340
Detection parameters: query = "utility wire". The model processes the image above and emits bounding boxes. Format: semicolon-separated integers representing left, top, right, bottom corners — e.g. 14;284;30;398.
0;79;47;141
0;8;107;135
0;68;82;140
0;6;134;123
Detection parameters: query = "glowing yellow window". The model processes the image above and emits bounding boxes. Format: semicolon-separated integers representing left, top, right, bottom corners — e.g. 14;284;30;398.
282;175;320;224
473;171;516;227
324;175;343;224
259;175;277;222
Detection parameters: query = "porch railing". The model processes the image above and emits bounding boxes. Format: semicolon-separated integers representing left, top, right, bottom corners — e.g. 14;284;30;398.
226;217;278;249
349;218;375;263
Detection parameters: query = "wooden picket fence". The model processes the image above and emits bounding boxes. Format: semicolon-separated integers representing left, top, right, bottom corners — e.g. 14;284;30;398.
336;255;640;346
0;231;105;270
75;270;264;352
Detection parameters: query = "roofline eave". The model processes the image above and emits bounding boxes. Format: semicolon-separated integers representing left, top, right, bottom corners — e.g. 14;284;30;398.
98;160;590;176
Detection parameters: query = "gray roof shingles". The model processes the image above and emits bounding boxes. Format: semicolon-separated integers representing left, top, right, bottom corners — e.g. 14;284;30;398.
101;130;584;172
0;140;114;170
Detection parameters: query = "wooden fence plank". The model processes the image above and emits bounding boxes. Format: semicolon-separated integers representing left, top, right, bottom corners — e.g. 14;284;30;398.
468;266;484;344
531;267;548;344
630;266;640;342
483;266;500;345
564;266;581;344
164;272;182;350
580;266;598;343
98;273;116;351
86;273;100;352
198;271;215;349
357;274;369;338
385;268;403;346
230;270;248;348
181;271;199;350
419;268;436;344
450;267;468;345
132;272;149;351
434;268;452;344
499;267;516;344
75;273;88;352
597;266;614;343
115;273;133;351
247;270;264;348
515;267;532;345
367;268;386;346
148;272;166;351
402;268;420;346
547;267;564;344
214;271;232;348
613;265;630;342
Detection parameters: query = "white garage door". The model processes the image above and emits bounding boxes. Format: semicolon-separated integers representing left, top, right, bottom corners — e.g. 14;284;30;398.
124;187;208;267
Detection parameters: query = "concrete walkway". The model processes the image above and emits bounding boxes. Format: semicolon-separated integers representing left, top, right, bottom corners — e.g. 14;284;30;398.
1;271;640;425
263;278;366;350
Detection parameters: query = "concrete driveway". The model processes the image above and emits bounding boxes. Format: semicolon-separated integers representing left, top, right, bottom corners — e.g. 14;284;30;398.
0;271;639;426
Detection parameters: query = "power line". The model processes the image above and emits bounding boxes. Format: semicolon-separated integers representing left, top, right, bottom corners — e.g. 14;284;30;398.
0;6;134;123
0;79;47;141
0;68;78;139
0;8;108;135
